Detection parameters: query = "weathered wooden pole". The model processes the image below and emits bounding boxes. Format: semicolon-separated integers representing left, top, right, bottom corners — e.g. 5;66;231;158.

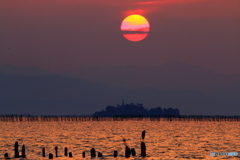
90;148;96;157
125;145;131;158
42;148;46;157
113;150;118;157
4;153;10;159
141;142;146;157
49;153;53;159
64;147;68;156
82;151;85;158
131;148;136;156
22;145;26;158
14;141;19;158
98;152;103;157
142;130;146;140
55;146;58;157
69;152;73;158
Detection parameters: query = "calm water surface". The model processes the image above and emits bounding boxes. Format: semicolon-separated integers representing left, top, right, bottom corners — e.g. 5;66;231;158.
1;120;240;160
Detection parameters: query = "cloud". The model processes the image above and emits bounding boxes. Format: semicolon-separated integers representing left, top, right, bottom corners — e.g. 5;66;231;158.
123;0;205;17
123;7;158;17
124;9;147;15
121;27;150;32
135;0;205;5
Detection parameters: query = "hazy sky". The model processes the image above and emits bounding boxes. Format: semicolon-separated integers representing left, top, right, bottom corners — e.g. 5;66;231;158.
1;0;240;73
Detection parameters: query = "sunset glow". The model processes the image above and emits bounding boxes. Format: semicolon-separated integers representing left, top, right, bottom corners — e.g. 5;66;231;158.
123;33;148;42
121;15;150;32
121;15;150;42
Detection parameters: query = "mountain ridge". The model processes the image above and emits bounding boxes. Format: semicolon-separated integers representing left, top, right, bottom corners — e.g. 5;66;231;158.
0;73;239;115
0;64;57;76
59;61;240;92
1;61;240;93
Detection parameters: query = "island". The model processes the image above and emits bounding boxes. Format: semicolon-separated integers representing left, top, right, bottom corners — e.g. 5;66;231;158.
92;100;180;117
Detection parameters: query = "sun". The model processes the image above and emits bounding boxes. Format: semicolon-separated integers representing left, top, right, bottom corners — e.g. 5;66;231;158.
121;15;150;42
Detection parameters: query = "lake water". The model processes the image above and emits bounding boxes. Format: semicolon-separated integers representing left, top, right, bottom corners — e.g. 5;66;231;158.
0;120;240;159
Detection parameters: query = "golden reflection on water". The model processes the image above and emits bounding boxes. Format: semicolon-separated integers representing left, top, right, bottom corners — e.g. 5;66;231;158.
1;121;240;159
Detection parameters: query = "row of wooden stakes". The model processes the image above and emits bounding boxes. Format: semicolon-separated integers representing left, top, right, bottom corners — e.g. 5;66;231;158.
4;141;147;159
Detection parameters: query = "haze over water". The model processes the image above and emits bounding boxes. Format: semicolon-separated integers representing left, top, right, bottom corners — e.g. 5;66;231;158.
1;120;240;159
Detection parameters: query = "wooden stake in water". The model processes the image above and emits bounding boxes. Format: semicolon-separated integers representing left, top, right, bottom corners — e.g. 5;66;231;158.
114;150;118;157
141;142;146;157
4;153;10;159
64;147;68;156
22;145;26;158
69;152;73;158
42;148;45;157
98;152;103;157
90;148;96;157
131;148;136;156
49;153;53;159
142;130;146;140
14;141;19;158
125;145;131;158
55;146;58;157
82;151;85;158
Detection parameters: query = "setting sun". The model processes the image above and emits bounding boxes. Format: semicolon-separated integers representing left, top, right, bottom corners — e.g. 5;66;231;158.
121;15;150;42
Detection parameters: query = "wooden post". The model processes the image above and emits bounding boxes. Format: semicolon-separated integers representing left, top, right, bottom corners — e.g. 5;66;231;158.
55;146;58;157
4;153;10;159
14;141;19;158
22;145;26;158
125;145;130;158
114;150;118;157
82;151;85;158
141;142;146;157
69;152;73;158
98;152;103;157
131;148;136;156
142;130;146;140
64;147;68;156
90;148;96;157
42;148;46;157
49;153;53;159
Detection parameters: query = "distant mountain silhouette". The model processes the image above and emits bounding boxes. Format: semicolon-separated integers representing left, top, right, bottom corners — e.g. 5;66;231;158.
92;100;180;117
0;64;56;76
0;62;240;115
1;62;240;93
0;73;239;115
60;61;240;92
